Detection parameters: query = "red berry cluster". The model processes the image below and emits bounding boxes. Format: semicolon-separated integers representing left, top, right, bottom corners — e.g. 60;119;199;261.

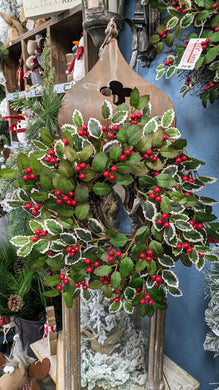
130;112;142;124
176;241;193;253
0;316;10;327
107;249;122;263
149;186;162;202
189;220;204;230
67;245;80;258
185;76;190;86
99;274;112;285
201;38;211;52
144;148;159;163
78;124;89;137
54;190;77;206
25;202;41;216
57;273;70;291
139;249;155;263
172;0;188;13
75;162;87;180
75;279;89;290
23;166;36;181
156;213;170;228
151;274;163;288
175;154;187;163
103;165;118;181
159;28;168;39
32;229;47;242
44;149;57;164
137;288;154;306
182;175;194;183
212;2;218;9
164;58;174;66
101;124;120;139
204;81;215;91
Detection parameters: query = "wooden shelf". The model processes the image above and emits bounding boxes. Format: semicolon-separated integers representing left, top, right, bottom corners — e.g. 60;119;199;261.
30;334;200;390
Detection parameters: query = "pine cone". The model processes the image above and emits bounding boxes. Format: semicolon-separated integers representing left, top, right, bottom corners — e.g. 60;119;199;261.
13;257;24;273
8;294;24;312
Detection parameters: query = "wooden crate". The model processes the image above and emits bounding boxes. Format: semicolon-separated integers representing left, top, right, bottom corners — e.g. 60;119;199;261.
30;334;200;390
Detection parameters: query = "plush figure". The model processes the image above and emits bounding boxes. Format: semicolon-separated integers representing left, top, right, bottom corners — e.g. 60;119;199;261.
24;34;45;87
0;352;53;390
2;114;27;144
66;35;85;83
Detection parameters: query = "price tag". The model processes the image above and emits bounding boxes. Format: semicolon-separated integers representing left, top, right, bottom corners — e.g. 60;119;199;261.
178;38;206;70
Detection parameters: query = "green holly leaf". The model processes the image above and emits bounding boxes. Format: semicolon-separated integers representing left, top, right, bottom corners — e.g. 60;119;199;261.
150;34;160;43
11;235;31;247
88;218;103;234
157;42;164;54
93;182;111;196
110;145;121;162
120;257;134;277
162;270;179;287
166;16;179;29
89;280;104;289
58;159;74;178
40;175;52;191
63;292;73;308
123;301;134;314
94;265;112;276
72;109;83;128
54;140;64;159
109;300;122;313
92;152;108;172
135;226;150;244
161;196;171;213
143;200;157;221
155;174;177;188
180;13;194;27
205;46;219;64
165;33;174;47
111;233;128;247
130;87;139;108
75;184;89;202
52;177;73;194
143;118;158;135
149;240;163;256
40;128;54;145
45;219;63;234
33;239;50;254
111;271;121;289
0;168;18;179
88;118;102;138
31;191;48;201
17;153;28;170
45;275;60;286
65;146;78;162
158;254;175;267
75;202;89;220
102;100;113;119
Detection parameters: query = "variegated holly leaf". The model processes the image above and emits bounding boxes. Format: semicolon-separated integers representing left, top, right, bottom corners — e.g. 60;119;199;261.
162;270;179;287
72;109;83;128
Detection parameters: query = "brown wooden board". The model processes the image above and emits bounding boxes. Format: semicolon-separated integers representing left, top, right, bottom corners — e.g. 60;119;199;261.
59;38;175;127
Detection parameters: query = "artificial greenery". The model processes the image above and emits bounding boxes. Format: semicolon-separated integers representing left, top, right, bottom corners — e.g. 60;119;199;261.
146;0;219;107
11;33;63;140
1;88;219;318
0;237;54;320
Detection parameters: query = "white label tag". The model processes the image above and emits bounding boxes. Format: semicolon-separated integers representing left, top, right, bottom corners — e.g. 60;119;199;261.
177;38;206;70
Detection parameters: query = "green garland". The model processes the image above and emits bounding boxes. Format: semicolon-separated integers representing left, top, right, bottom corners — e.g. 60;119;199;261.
1;88;219;317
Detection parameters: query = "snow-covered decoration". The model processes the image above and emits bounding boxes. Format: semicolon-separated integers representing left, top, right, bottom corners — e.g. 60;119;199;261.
80;290;148;390
203;248;219;359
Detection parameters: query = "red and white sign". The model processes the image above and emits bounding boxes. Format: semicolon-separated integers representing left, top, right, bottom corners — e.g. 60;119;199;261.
178;38;206;70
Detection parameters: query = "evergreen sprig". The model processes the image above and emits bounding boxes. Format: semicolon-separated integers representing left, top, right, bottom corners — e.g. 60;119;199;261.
10;32;63;140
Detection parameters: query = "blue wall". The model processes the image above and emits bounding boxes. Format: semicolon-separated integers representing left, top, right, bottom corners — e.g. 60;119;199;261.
120;1;219;388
